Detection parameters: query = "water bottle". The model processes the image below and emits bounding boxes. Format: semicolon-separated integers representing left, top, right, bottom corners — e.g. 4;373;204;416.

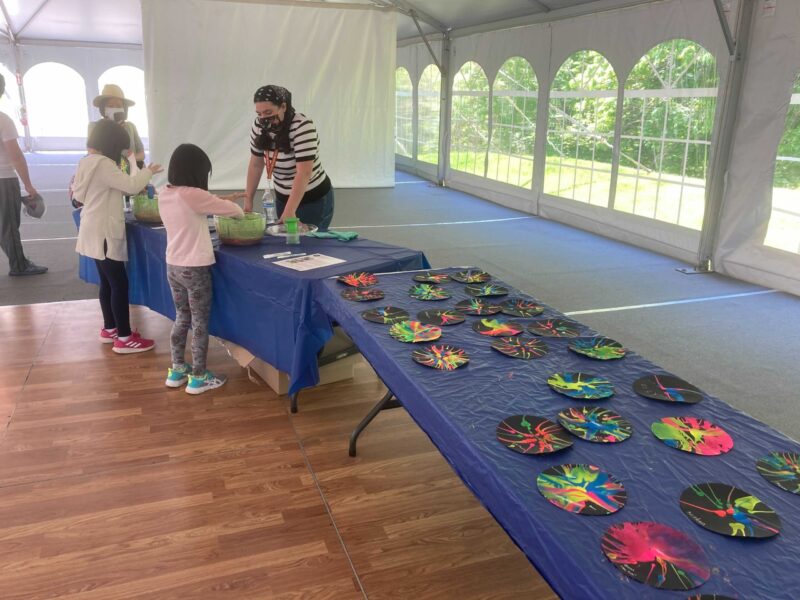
262;181;278;223
146;184;155;199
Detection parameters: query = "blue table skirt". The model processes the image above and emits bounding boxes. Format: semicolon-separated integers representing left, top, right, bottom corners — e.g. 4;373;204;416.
74;210;429;393
317;267;800;600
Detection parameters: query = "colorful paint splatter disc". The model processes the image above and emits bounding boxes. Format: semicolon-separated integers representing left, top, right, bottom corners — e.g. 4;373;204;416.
337;271;378;288
389;320;442;343
408;283;451;301
650;417;733;456
499;298;544;317
601;521;710;591
454;298;502;315
568;337;627;360
416;309;465;327
341;288;385;302
680;483;781;538
411;344;469;370
756;451;800;495
465;283;509;298
528;318;581;338
451;269;491;283
360;306;409;324
557;406;632;443
634;374;704;404
536;464;627;516
472;318;525;337
490;336;548;360
547;372;614;400
412;272;452;284
496;415;573;455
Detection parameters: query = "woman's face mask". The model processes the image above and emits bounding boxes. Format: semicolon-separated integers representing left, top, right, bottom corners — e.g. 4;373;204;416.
256;101;285;132
104;107;125;122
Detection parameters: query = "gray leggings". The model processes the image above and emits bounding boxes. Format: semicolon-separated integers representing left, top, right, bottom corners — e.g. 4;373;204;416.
167;264;212;375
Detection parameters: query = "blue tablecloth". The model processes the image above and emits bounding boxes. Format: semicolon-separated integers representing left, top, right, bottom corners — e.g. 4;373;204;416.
317;268;800;600
74;210;429;393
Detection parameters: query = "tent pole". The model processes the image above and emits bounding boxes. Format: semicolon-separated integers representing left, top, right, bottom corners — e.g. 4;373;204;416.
712;0;736;56
681;0;755;274
437;34;451;186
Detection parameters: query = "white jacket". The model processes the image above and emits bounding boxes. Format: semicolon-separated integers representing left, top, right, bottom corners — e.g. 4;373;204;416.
73;154;152;261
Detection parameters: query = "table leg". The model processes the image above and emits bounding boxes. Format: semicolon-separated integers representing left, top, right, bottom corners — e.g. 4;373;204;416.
291;342;361;414
349;390;401;457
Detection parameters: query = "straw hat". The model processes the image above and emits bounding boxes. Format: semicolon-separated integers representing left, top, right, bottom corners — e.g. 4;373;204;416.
93;84;135;108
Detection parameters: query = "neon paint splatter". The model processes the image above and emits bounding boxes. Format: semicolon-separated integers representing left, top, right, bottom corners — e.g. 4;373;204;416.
465;284;509;298
416;309;465;327
756;451;800;495
411;344;469;370
388;320;442;343
680;483;781;538
568;337;627;360
408;284;451;301
536;464;626;515
499;298;545;318
527;318;581;338
412;272;452;284
472;318;525;337
496;415;573;455
490;336;548;360
337;271;378;288
341;288;385;302
633;374;704;404
557;406;632;443
454;298;502;315
547;372;614;400
650;417;733;456
451;269;491;283
361;306;409;324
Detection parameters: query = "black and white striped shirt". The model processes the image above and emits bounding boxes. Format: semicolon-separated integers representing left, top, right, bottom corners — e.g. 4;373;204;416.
250;112;331;202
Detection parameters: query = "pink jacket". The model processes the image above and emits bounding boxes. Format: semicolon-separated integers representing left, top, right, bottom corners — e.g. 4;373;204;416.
158;185;244;267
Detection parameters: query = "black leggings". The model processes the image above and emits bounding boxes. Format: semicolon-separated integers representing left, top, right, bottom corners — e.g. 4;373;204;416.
94;255;131;337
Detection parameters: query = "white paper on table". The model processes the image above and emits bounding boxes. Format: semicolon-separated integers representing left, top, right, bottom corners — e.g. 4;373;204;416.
273;253;346;271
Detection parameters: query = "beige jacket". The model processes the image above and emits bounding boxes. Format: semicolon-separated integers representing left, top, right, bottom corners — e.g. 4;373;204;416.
73;154;152;261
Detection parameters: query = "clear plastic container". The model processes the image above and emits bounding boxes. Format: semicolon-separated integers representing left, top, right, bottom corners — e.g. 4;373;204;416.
214;212;266;246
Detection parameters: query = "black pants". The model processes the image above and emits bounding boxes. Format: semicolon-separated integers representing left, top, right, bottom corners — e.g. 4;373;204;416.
94;252;132;337
0;177;29;272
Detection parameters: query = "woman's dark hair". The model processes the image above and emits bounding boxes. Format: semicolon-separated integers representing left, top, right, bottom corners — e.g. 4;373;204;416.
87;119;131;166
168;143;212;190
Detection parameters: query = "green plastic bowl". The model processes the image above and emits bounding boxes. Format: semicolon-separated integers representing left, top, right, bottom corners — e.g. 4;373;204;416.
215;212;266;246
132;193;161;223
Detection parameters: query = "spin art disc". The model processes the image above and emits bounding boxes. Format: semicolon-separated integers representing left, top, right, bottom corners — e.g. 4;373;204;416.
465;284;509;298
499;298;545;317
408;284;451;301
337;271;378;288
389;320;442;343
547;372;614;400
416;309;465;327
756;451;800;495
411;344;469;370
601;521;710;591
557;406;632;443
472;319;525;337
650;417;733;456
341;288;385;302
528;319;581;338
679;483;781;538
496;415;573;455
361;306;409;324
490;336;548;360
454;298;502;315
413;272;452;284
634;374;704;404
536;464;627;516
451;269;491;283
568;337;627;360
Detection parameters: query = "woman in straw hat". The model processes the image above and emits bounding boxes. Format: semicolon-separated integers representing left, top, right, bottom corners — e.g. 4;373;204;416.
89;84;145;168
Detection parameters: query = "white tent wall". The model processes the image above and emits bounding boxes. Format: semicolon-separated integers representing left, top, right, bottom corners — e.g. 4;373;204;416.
141;0;396;191
714;0;800;296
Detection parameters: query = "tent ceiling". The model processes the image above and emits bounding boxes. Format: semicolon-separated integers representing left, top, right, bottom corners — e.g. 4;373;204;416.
0;0;657;46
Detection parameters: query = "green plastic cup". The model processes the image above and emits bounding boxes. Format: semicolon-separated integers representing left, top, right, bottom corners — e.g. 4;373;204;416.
285;217;300;245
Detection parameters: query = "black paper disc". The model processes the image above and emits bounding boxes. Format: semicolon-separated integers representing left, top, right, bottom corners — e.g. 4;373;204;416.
416;309;465;326
408;284;451;301
388;320;442;343
490;336;548;360
472;318;524;337
451;269;491;283
651;417;733;456
412;272;452;284
633;374;704;404
337;271;378;288
454;298;502;315
756;451;800;495
679;483;781;538
536;464;627;516
341;288;384;302
499;298;545;317
496;415;572;455
361;306;409;324
557;406;632;443
411;344;469;370
568;337;627;360
465;283;509;297
528;318;581;338
547;372;614;400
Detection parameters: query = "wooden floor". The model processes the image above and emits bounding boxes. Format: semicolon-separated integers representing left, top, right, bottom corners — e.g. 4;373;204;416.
0;300;556;600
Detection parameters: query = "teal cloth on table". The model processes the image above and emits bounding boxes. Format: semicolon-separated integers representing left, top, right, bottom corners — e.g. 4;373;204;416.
307;231;359;241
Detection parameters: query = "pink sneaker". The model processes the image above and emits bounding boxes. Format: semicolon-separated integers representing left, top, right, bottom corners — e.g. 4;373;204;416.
100;328;118;344
112;331;155;354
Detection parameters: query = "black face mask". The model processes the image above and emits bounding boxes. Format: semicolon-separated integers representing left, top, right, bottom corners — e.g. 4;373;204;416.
259;116;281;132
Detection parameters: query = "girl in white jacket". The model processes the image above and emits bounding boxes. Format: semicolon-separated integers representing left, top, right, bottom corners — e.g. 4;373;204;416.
74;119;163;354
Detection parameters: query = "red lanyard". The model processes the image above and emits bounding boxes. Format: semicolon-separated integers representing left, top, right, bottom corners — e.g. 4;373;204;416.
264;148;279;179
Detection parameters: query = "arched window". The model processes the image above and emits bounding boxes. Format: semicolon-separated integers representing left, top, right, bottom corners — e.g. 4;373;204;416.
25;62;88;139
545;51;618;206
489;57;537;188
0;63;23;134
616;40;718;229
395;67;413;158
418;65;441;165
98;65;148;138
764;74;800;253
451;61;489;176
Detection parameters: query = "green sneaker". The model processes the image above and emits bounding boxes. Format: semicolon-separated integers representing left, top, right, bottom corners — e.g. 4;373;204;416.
186;370;227;395
165;365;189;388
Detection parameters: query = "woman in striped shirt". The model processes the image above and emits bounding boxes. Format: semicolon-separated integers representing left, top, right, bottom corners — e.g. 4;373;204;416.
244;85;334;230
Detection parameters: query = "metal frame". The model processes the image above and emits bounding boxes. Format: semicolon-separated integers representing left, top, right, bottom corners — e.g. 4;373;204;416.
348;390;401;456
